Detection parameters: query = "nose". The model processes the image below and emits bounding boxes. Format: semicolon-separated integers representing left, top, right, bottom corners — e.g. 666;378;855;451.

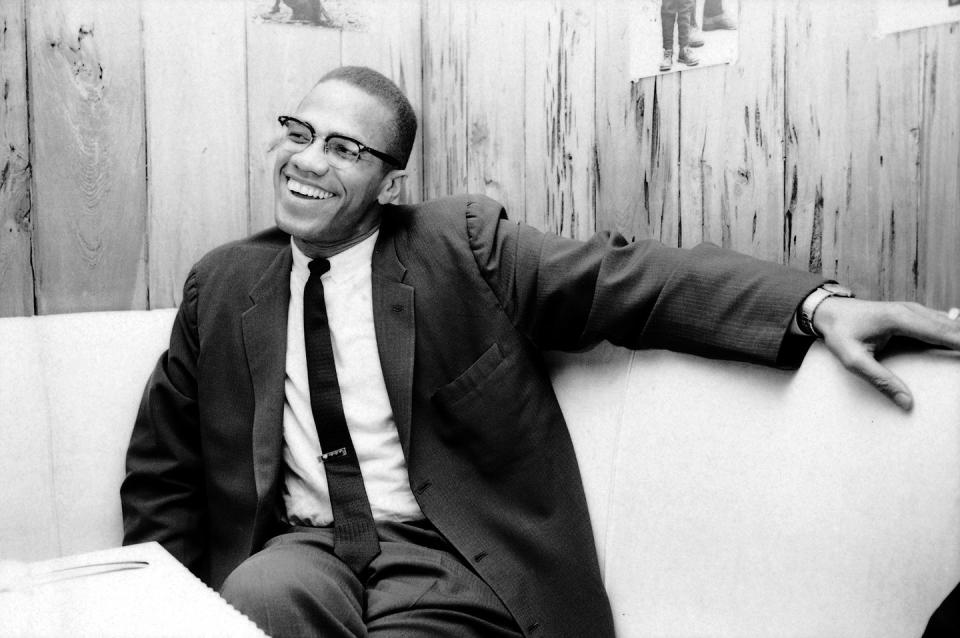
289;140;331;175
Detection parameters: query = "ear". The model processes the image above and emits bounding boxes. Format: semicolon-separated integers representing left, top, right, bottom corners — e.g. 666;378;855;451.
377;169;409;205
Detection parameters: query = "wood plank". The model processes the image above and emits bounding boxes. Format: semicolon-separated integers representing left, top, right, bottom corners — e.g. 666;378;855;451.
838;5;886;301
596;0;680;245
785;0;844;281
918;22;960;309
0;0;34;317
786;0;932;302
679;0;786;262
461;1;525;221
421;0;469;200
143;0;248;307
523;0;597;237
246;2;342;233
877;29;924;302
341;0;423;204
785;0;882;297
27;0;147;314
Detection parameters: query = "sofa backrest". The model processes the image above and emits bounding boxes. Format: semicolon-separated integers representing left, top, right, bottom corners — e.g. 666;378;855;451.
547;341;960;637
1;309;958;637
0;309;177;560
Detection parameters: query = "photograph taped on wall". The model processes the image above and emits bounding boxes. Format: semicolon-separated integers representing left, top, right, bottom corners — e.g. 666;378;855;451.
876;0;960;35
251;0;370;30
630;0;739;79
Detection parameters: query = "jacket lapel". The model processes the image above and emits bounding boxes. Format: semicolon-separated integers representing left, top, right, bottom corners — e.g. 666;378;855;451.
372;231;415;455
242;246;292;508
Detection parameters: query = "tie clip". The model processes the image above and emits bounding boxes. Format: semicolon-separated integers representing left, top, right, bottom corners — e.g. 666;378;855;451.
319;447;348;462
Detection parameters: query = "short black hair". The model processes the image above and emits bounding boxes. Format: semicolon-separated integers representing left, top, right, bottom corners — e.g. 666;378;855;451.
316;66;417;170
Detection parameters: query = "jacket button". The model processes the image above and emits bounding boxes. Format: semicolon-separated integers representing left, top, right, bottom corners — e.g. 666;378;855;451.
415;480;432;495
391;304;404;313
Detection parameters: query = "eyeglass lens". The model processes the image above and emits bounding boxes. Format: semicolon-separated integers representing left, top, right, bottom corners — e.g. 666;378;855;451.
280;118;363;167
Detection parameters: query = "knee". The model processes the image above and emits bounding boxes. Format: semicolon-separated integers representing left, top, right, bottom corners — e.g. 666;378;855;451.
220;551;288;613
220;545;364;637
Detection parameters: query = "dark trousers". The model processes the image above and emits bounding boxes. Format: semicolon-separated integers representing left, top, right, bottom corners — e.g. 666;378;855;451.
690;0;724;29
704;0;724;19
661;0;696;50
220;520;523;638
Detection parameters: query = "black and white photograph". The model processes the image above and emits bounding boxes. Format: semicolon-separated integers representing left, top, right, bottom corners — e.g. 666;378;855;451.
1;1;959;637
876;0;960;35
630;0;740;77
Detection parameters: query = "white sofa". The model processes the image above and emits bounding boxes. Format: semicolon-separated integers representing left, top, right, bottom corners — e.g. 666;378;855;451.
1;309;958;637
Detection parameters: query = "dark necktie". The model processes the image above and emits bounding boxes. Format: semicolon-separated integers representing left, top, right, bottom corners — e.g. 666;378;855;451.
303;258;380;573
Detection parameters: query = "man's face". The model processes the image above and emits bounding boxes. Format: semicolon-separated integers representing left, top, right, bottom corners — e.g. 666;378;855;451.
274;79;400;255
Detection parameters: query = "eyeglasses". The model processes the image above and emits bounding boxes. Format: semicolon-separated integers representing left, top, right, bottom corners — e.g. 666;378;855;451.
277;115;400;169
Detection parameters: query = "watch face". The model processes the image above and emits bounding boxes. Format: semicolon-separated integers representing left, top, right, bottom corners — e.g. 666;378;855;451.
822;283;855;297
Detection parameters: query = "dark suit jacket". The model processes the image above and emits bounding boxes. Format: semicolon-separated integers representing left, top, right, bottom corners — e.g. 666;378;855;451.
122;194;823;637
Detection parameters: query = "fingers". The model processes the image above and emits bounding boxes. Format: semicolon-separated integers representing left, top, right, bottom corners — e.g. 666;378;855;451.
826;335;914;411
883;302;960;350
840;347;913;411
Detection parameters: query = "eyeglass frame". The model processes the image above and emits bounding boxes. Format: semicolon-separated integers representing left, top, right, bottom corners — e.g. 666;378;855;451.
276;115;401;169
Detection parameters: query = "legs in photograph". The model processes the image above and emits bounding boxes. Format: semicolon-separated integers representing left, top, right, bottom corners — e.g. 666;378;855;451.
702;0;737;31
661;0;699;69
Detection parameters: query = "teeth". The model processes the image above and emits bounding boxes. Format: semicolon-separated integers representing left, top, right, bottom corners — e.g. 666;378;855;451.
288;178;333;200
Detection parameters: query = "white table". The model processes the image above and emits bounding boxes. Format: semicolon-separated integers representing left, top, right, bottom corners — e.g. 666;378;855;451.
0;542;267;637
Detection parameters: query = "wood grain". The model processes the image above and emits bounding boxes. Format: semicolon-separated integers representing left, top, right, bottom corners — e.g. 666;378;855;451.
877;29;924;302
786;1;873;295
524;0;596;237
27;0;147;314
0;0;34;316
919;22;960;309
143;0;248;307
596;0;680;245
679;0;786;262
341;0;424;204
421;0;469;201
462;0;525;220
6;0;960;316
245;3;342;232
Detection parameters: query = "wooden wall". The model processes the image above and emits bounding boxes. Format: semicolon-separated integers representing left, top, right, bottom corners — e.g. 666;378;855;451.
1;0;958;316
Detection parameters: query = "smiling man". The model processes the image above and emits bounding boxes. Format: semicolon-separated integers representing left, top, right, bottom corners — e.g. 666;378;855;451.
274;76;411;257
121;66;960;638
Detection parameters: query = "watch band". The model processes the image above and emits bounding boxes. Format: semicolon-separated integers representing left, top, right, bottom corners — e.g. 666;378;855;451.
797;283;855;338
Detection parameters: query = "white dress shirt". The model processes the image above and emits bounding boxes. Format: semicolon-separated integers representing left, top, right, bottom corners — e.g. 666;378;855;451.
282;233;423;526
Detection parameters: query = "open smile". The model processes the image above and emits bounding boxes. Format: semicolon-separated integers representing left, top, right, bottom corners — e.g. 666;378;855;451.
286;177;336;200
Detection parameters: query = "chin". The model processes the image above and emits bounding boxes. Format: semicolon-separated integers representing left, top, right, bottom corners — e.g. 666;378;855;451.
274;205;331;242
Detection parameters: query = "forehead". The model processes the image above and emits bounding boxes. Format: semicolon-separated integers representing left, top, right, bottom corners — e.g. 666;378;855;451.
295;80;393;146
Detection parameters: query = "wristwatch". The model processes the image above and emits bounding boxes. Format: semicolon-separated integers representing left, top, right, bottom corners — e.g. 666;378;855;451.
796;283;855;338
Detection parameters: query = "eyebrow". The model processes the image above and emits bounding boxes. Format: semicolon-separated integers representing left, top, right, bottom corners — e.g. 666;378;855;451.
291;116;361;146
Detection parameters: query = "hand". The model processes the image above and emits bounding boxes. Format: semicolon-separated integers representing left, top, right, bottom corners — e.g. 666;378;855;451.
812;299;960;411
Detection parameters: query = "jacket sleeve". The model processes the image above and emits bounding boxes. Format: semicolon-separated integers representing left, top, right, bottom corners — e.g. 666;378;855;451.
120;266;208;581
464;197;825;367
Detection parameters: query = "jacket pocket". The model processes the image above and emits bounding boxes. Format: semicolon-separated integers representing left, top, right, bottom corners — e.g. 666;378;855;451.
431;343;544;473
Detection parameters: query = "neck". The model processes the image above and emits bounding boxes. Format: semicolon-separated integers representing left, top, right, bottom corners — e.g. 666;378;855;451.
293;217;381;260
